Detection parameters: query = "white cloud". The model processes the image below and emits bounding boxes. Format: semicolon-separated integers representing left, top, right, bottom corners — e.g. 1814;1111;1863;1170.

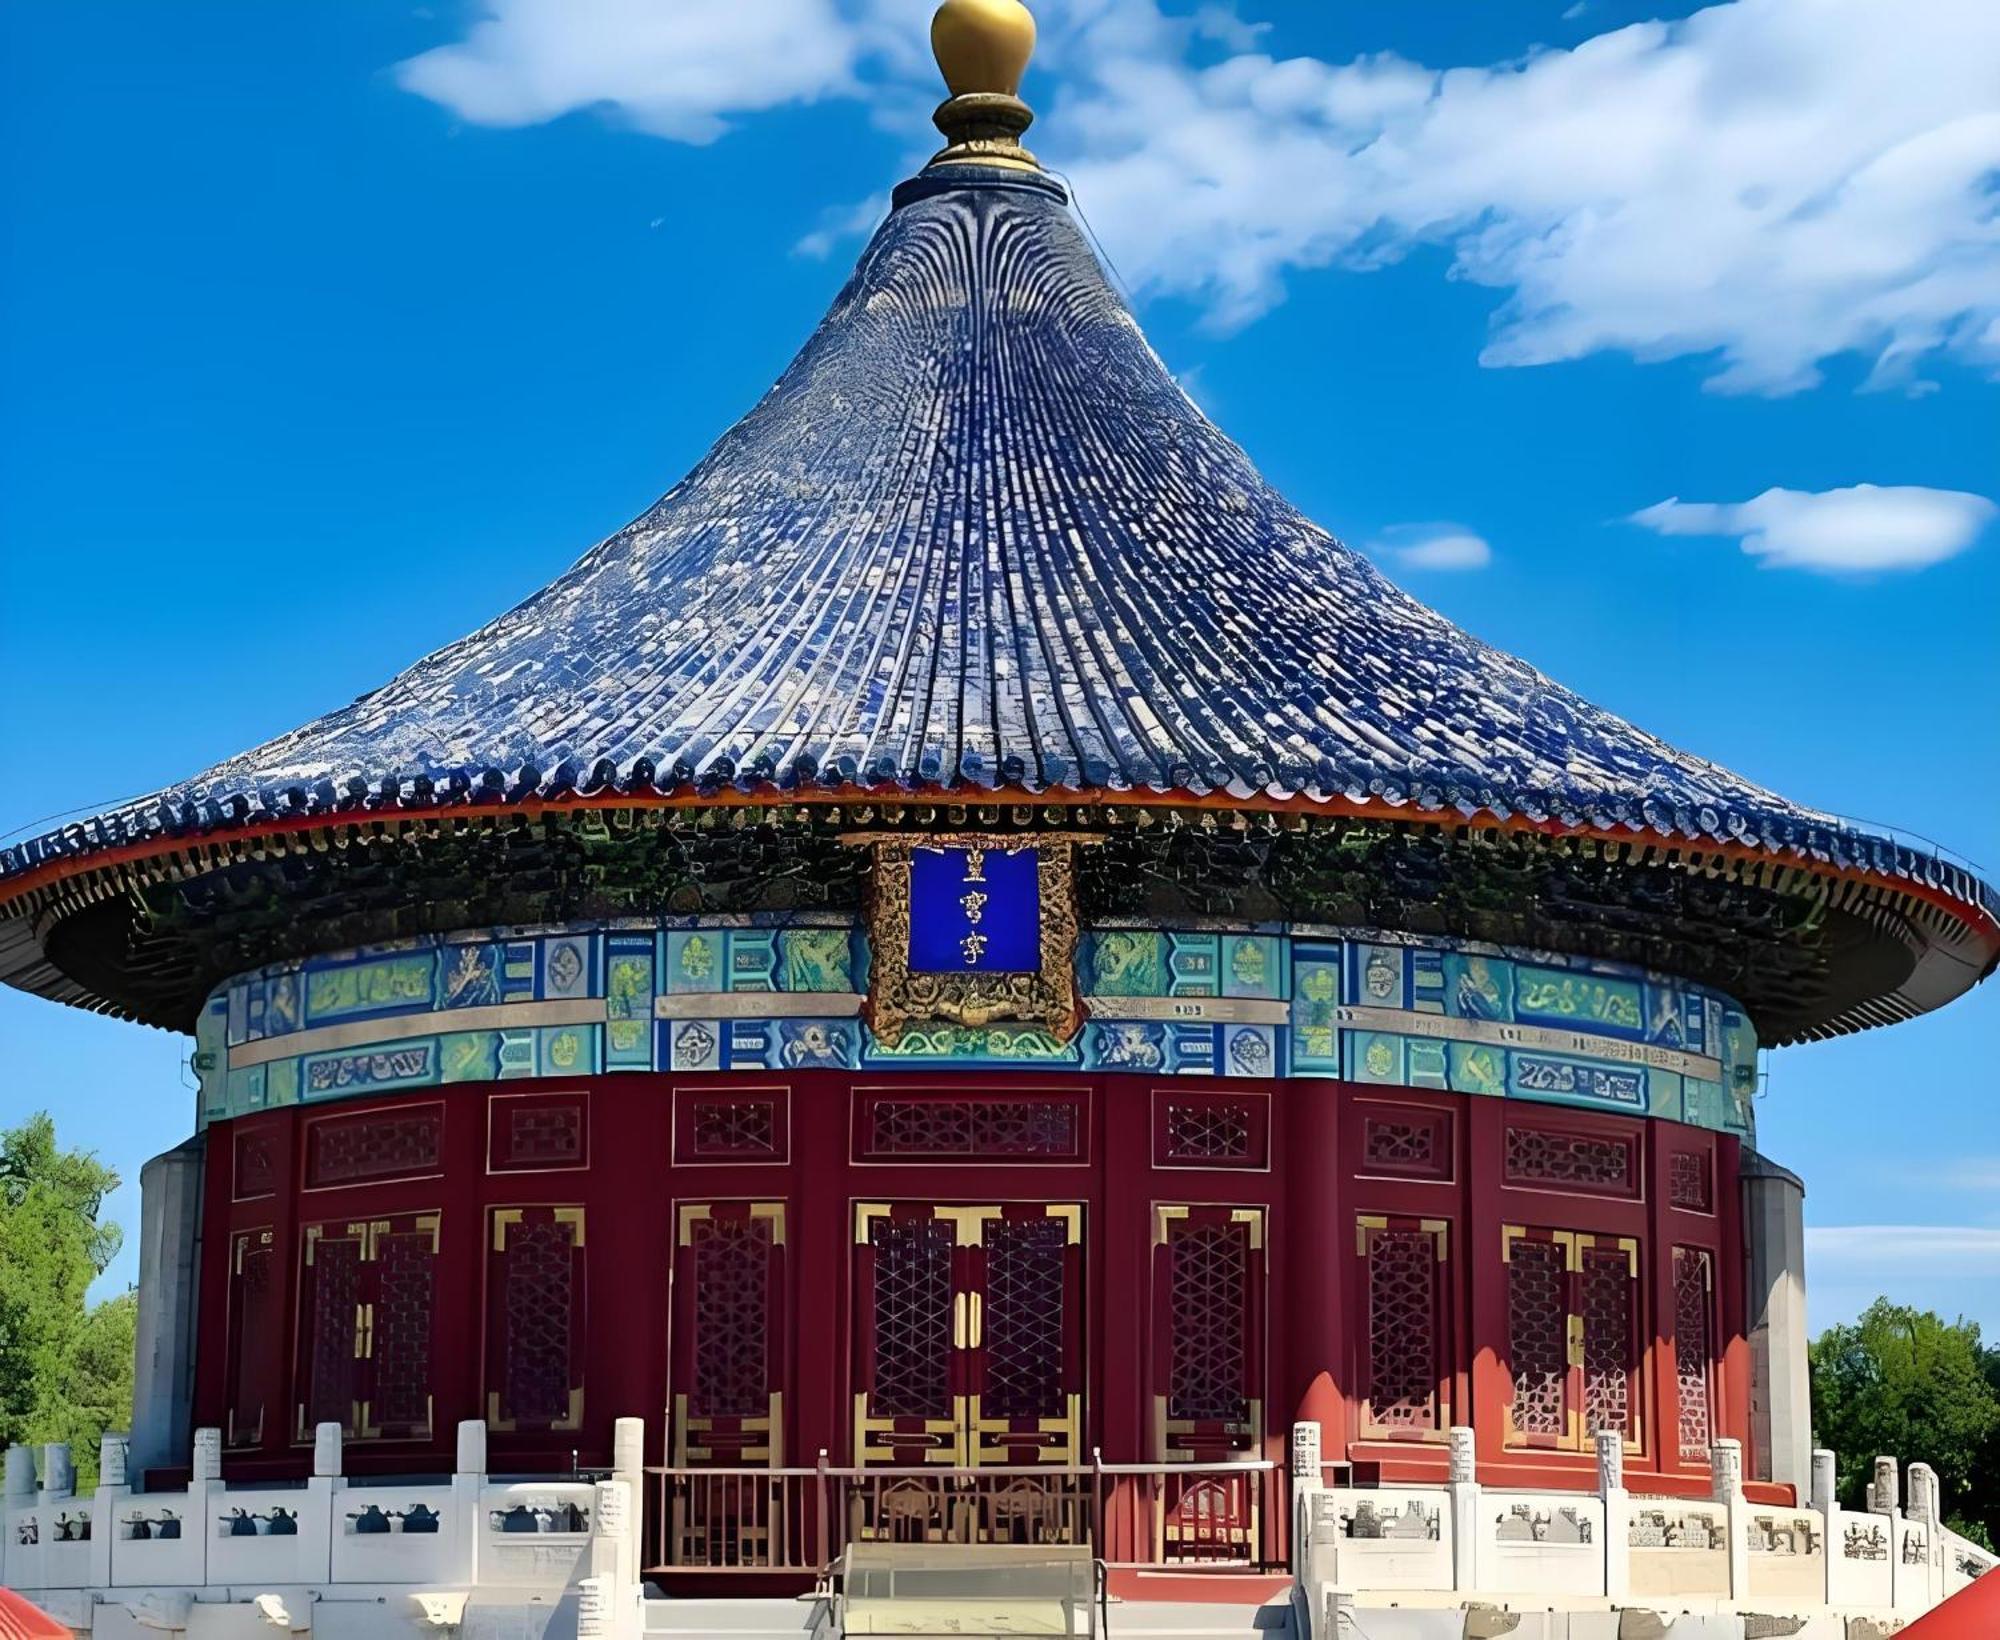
1629;483;1995;573
1369;522;1494;571
393;0;2000;394
1048;0;2000;392
394;0;890;143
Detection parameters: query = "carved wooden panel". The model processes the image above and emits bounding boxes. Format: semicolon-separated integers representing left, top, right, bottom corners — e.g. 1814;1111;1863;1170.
1151;1090;1269;1170
303;1103;443;1190
1503;1124;1638;1198
488;1092;589;1173
1669;1151;1713;1213
232;1124;281;1201
1357;1106;1453;1182
853;1089;1086;1163
674;1088;788;1165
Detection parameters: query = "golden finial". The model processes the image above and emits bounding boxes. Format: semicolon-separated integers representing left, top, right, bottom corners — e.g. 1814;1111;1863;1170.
928;0;1039;172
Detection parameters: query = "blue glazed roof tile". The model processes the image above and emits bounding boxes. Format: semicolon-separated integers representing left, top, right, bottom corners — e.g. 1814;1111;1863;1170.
2;165;1995;929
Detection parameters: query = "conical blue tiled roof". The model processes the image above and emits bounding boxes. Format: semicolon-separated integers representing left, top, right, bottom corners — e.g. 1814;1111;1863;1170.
2;166;1994;939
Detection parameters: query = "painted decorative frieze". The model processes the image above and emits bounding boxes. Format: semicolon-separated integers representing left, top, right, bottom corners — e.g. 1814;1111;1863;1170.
194;913;1756;1140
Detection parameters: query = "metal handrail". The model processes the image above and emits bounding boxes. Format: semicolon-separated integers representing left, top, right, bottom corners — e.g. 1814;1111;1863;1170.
643;1454;1286;1576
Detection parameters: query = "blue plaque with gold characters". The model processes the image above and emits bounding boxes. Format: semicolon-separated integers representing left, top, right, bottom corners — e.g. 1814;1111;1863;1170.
908;846;1040;973
857;835;1086;1047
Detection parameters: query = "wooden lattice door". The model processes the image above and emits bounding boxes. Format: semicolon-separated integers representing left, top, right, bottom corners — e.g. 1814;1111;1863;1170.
853;1203;1083;1467
295;1213;440;1443
1502;1225;1641;1452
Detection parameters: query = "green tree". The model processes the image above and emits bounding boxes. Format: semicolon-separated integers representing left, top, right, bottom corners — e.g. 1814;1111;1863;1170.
0;1113;134;1488
1810;1299;2000;1548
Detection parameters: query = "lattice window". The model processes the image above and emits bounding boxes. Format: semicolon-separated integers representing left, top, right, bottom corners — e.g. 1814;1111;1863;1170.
1164;1104;1251;1162
225;1229;277;1449
303;1230;366;1433
372;1225;436;1436
984;1216;1071;1420
1155;1207;1262;1460
305;1105;443;1189
1507;1237;1569;1441
233;1127;279;1200
868;1216;955;1419
694;1100;777;1157
689;1215;775;1419
1361;1221;1446;1434
489;1094;588;1172
1168;1225;1248;1423
1669;1152;1713;1213
487;1208;585;1432
1360;1114;1451;1179
861;1096;1082;1161
1580;1244;1638;1441
1674;1247;1715;1461
1504;1126;1636;1196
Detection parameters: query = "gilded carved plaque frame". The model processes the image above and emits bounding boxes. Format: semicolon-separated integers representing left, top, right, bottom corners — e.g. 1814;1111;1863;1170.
856;835;1084;1046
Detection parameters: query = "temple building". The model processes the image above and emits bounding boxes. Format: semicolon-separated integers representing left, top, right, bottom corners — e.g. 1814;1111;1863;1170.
2;3;1994;1635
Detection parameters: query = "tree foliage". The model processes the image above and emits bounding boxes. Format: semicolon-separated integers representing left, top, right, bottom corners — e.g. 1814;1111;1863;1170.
1810;1298;2000;1548
0;1113;133;1488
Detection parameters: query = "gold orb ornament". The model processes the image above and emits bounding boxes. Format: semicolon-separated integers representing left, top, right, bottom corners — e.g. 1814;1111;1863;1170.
926;0;1040;171
931;0;1037;99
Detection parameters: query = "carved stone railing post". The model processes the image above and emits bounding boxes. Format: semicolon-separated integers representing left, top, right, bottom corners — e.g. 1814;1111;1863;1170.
1289;1421;1323;1582
1869;1455;1898;1517
90;1432;131;1585
1447;1426;1481;1592
1712;1438;1748;1600
576;1576;611;1640
454;1420;487;1586
1597;1430;1629;1602
39;1442;75;1503
1810;1447;1838;1605
1;1445;34;1589
589;1479;638;1638
189;1427;222;1587
1906;1462;1942;1610
301;1422;341;1586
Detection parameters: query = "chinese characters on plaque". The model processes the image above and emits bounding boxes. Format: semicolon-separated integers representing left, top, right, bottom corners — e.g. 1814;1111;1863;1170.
907;846;1041;974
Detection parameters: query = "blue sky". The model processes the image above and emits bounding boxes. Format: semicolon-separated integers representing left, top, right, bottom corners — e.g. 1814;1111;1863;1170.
2;0;1996;1333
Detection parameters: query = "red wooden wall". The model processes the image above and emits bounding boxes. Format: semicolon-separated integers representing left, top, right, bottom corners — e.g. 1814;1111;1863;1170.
193;1070;1756;1500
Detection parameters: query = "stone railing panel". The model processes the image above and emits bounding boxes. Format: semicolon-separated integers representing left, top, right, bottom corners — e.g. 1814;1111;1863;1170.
208;1486;324;1586
1943;1527;1996;1598
1745;1505;1825;1603
1828;1508;1893;1608
7;1501;93;1591
477;1480;596;1591
110;1487;205;1587
329;1482;462;1584
1309;1487;1452;1593
1627;1499;1730;1599
1487;1491;1604;1598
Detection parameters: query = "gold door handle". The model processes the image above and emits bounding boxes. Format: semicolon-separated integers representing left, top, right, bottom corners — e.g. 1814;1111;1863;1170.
968;1292;983;1348
954;1292;969;1349
1566;1315;1584;1368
